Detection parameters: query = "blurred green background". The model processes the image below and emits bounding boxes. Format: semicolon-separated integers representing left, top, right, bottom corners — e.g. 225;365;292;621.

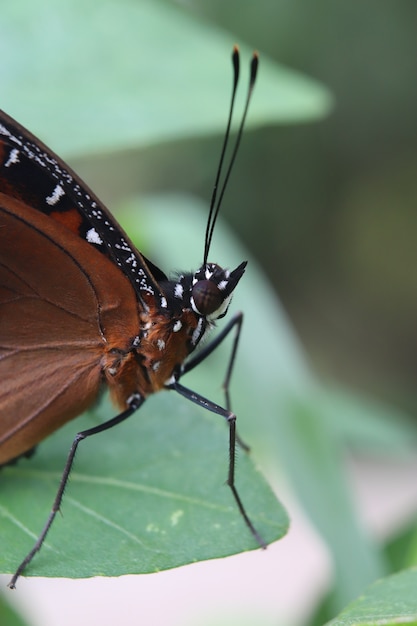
68;0;417;413
178;0;417;413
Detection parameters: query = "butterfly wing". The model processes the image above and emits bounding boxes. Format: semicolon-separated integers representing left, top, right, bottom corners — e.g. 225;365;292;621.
0;110;169;464
0;192;140;464
0;110;168;309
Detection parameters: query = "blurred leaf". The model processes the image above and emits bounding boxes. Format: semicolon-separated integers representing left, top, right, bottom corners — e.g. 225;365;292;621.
316;386;417;454
0;392;287;580
1;0;332;157
385;518;417;572
0;592;28;626
325;568;417;626
277;395;388;608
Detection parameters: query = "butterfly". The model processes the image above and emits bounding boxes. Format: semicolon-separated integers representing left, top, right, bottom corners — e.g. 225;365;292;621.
0;47;263;588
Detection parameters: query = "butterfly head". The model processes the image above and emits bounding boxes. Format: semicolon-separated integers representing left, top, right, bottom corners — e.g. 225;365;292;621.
190;261;246;321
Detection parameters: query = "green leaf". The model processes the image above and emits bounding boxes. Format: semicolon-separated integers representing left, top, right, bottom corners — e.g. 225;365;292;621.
385;519;417;572
1;0;332;157
0;592;28;626
0;392;287;580
325;568;417;626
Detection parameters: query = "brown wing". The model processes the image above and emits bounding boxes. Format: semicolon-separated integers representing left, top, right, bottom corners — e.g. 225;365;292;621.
0;193;140;464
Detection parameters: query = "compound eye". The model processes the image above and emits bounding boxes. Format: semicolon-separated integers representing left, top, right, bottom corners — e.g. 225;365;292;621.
192;280;223;315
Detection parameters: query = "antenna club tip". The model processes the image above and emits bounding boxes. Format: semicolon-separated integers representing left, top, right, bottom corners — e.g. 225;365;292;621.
250;51;259;83
232;46;240;67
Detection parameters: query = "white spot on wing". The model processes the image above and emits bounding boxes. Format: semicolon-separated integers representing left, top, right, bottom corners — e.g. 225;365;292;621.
0;124;22;145
46;184;65;206
86;228;103;245
173;320;182;332
4;148;20;167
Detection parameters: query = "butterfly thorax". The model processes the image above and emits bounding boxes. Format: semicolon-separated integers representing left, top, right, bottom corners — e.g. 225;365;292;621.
104;261;246;408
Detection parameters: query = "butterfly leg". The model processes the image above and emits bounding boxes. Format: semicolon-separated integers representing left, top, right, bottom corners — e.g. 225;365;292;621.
172;381;266;550
181;312;250;450
8;394;144;589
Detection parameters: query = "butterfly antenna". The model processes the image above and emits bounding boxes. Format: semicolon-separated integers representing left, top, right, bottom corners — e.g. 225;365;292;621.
203;47;259;266
203;46;240;265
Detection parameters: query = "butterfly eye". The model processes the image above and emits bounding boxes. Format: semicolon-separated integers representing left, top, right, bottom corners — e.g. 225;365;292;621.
192;280;223;316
